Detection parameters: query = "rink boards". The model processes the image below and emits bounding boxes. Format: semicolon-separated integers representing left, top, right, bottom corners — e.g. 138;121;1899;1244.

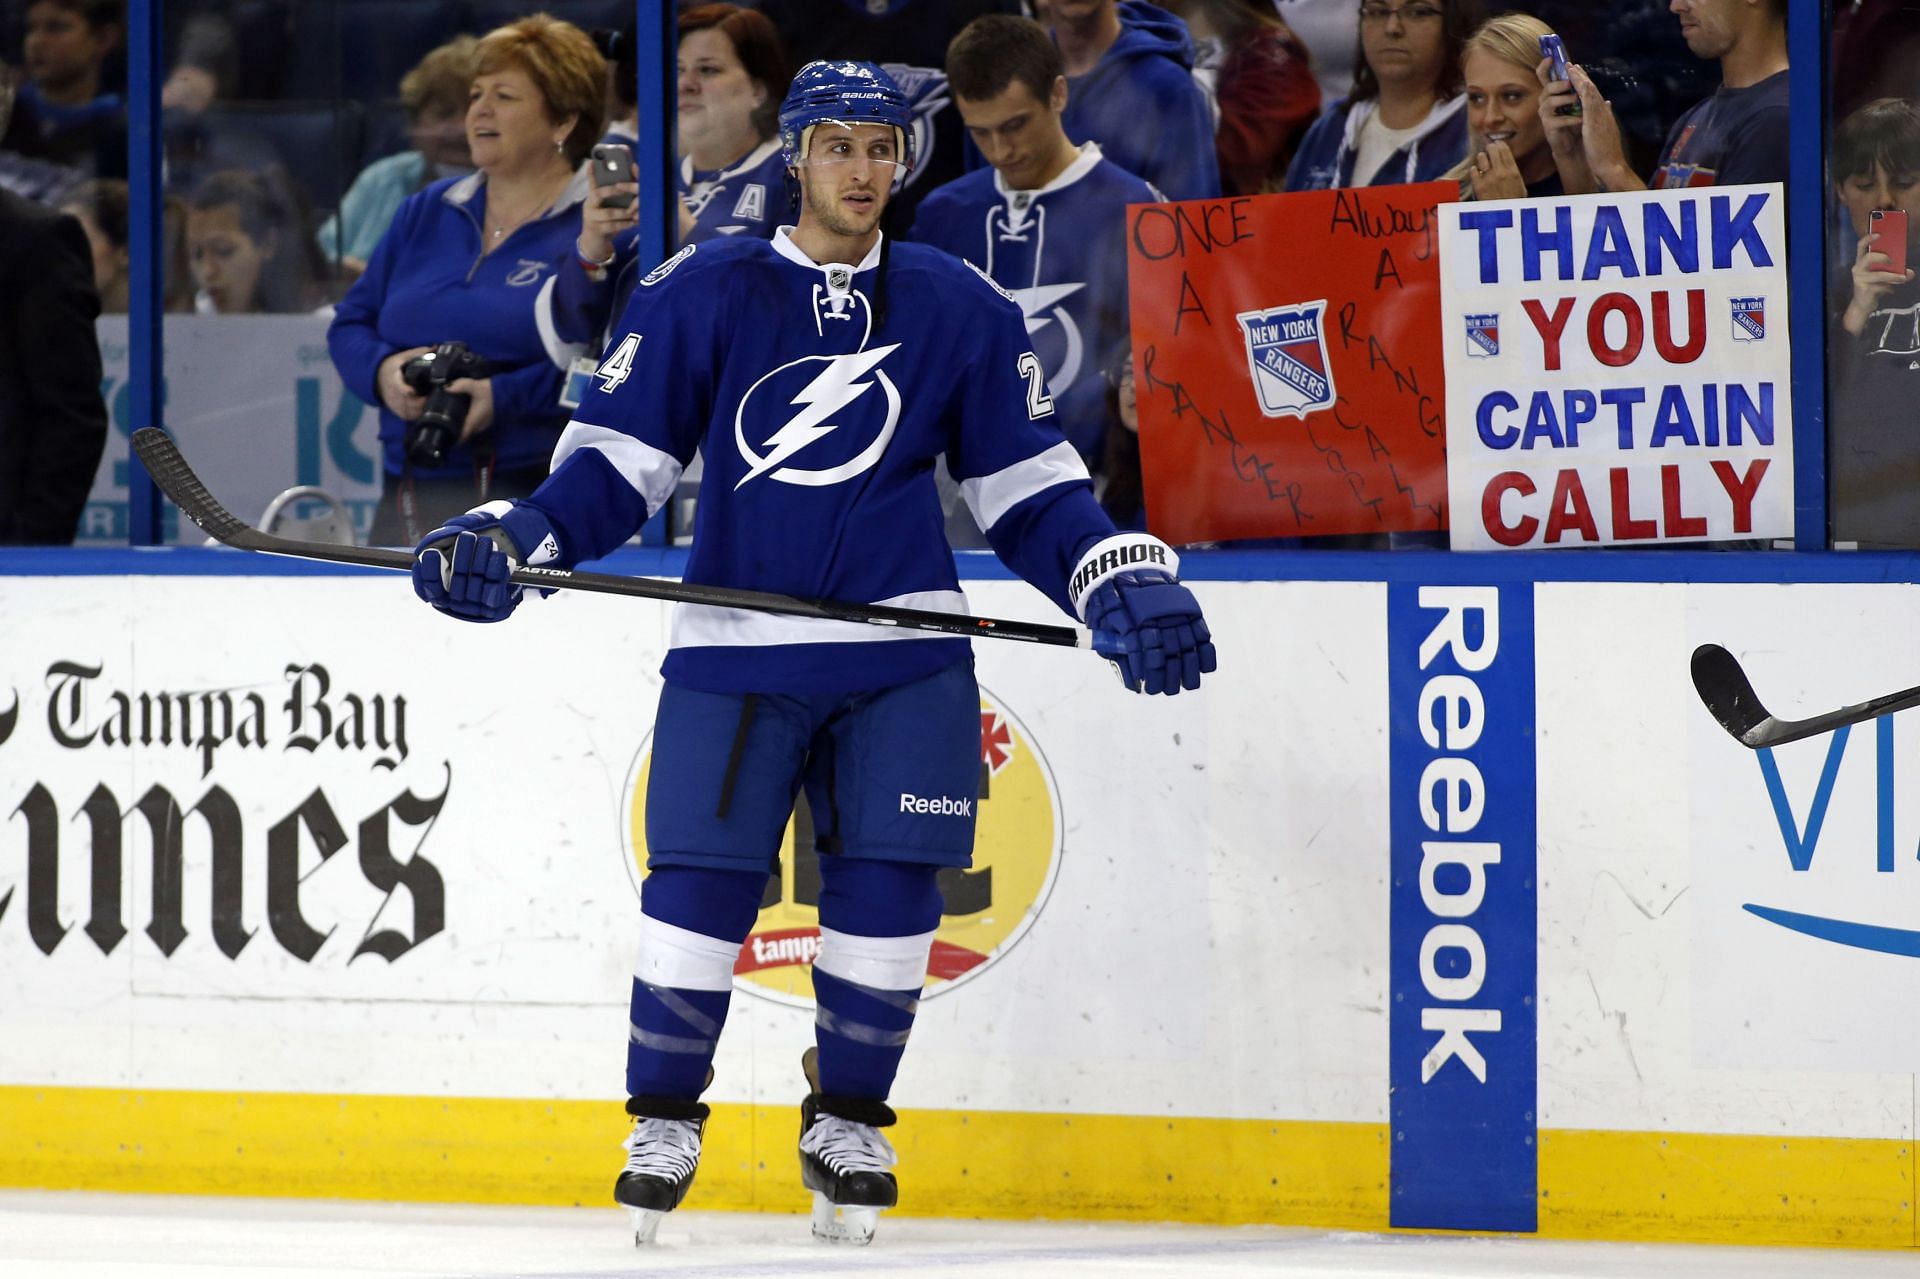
1;547;1917;1248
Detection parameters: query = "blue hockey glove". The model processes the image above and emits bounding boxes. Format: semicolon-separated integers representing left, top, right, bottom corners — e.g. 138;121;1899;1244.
1069;534;1217;696
411;499;561;624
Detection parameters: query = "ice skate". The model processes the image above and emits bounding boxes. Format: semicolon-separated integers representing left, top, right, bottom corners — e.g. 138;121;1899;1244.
797;1048;899;1245
613;1096;708;1245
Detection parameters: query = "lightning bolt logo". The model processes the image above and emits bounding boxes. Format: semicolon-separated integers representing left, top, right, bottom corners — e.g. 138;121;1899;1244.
736;344;903;489
1010;283;1085;396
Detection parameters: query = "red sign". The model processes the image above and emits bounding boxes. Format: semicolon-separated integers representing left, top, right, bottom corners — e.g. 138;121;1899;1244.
1128;186;1452;543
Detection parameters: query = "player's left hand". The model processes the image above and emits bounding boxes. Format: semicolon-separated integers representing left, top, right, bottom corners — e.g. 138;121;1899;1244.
1086;569;1216;695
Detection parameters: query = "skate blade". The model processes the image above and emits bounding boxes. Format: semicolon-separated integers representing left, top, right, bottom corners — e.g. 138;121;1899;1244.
810;1192;881;1245
627;1206;666;1246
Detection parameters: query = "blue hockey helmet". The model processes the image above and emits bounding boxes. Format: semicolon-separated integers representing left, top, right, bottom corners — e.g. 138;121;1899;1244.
777;60;914;171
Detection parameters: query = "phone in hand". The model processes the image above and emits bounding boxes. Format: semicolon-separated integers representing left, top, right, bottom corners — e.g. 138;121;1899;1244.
590;142;635;209
1540;33;1581;117
1871;209;1909;276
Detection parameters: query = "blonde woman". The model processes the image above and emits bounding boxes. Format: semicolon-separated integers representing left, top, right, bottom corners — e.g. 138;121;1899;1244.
1448;12;1563;201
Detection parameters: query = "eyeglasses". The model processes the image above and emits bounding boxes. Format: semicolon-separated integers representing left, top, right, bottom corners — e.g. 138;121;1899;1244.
1359;3;1444;24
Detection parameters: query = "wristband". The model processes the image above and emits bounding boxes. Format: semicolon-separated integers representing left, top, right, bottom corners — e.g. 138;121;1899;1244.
1067;533;1180;621
577;240;616;273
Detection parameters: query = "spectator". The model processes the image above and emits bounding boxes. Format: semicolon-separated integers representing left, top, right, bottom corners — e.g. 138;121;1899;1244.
914;12;1156;467
1827;98;1920;548
186;169;317;314
754;0;1025;232
1541;0;1787;194
0;185;109;544
675;4;791;243
317;35;478;279
327;14;605;546
1446;12;1563;201
10;0;125;180
1285;0;1481;192
1050;0;1220;201
1158;0;1320;195
554;9;798;359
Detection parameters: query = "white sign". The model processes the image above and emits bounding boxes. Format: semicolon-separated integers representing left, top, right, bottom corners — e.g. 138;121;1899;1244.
84;316;384;545
1439;185;1794;550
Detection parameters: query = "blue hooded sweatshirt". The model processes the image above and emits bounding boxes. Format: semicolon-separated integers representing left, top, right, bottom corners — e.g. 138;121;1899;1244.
1284;94;1468;192
1058;1;1220;203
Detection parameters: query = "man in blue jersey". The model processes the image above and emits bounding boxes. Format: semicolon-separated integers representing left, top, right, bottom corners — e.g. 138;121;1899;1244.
406;61;1216;1248
915;14;1159;469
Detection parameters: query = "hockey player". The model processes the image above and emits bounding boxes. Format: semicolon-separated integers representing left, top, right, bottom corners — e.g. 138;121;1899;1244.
913;14;1162;463
408;60;1217;1246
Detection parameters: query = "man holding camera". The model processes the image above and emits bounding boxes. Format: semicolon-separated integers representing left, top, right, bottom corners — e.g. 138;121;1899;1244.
327;15;609;545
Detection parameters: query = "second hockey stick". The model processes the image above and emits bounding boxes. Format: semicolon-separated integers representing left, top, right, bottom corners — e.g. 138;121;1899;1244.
1691;642;1920;749
131;427;1092;649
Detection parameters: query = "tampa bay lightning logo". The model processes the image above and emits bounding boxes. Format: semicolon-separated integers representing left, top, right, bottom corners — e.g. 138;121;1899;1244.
879;62;948;192
735;345;902;488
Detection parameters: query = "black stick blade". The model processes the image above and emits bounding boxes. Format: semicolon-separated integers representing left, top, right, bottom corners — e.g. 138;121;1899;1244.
132;427;250;545
1691;643;1775;747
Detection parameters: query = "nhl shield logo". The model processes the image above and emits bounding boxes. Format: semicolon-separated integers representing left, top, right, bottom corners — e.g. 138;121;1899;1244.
1465;313;1499;358
1730;296;1765;341
1237;300;1335;419
827;266;852;291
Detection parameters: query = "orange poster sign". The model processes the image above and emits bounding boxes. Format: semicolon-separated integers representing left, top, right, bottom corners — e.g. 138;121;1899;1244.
1128;185;1452;543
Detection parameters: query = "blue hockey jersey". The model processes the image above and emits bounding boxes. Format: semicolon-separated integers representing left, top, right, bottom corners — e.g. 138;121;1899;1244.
912;143;1156;460
524;229;1117;695
679;138;789;242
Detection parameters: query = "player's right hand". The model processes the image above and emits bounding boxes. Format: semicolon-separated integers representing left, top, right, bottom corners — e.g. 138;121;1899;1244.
411;500;561;624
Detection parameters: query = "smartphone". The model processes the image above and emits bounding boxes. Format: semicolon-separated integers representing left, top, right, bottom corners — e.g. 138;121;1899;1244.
1872;209;1909;276
1540;33;1581;117
590;142;635;209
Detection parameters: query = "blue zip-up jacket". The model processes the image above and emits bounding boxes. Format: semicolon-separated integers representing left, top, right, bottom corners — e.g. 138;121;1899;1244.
328;170;593;479
1058;1;1220;203
1284;94;1467;192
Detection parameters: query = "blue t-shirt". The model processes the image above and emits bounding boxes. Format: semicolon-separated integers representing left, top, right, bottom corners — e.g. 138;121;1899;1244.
525;230;1117;695
1651;69;1790;189
912;144;1157;460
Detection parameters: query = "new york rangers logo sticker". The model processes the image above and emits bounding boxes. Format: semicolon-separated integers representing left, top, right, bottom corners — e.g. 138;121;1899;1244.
1465;313;1499;358
1238;300;1335;419
1730;297;1765;341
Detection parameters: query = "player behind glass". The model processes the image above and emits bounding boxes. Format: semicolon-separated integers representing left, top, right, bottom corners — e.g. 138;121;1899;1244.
407;60;1217;1246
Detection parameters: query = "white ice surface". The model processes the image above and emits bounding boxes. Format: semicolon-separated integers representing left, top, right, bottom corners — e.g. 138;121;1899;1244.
0;1192;1915;1279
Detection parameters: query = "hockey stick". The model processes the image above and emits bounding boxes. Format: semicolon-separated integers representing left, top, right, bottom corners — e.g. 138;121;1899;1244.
1690;642;1920;748
131;428;1091;648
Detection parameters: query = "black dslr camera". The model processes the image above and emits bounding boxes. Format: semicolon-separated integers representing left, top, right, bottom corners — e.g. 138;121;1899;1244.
400;341;488;468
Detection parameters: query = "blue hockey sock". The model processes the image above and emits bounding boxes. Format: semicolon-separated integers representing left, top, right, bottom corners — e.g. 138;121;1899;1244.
627;865;765;1100
811;859;944;1101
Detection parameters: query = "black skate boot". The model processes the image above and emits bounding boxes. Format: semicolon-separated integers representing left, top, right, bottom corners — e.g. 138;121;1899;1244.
797;1047;899;1245
614;1094;708;1245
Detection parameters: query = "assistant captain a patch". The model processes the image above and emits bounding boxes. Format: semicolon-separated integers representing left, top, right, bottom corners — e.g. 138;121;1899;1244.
1237;300;1335;420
